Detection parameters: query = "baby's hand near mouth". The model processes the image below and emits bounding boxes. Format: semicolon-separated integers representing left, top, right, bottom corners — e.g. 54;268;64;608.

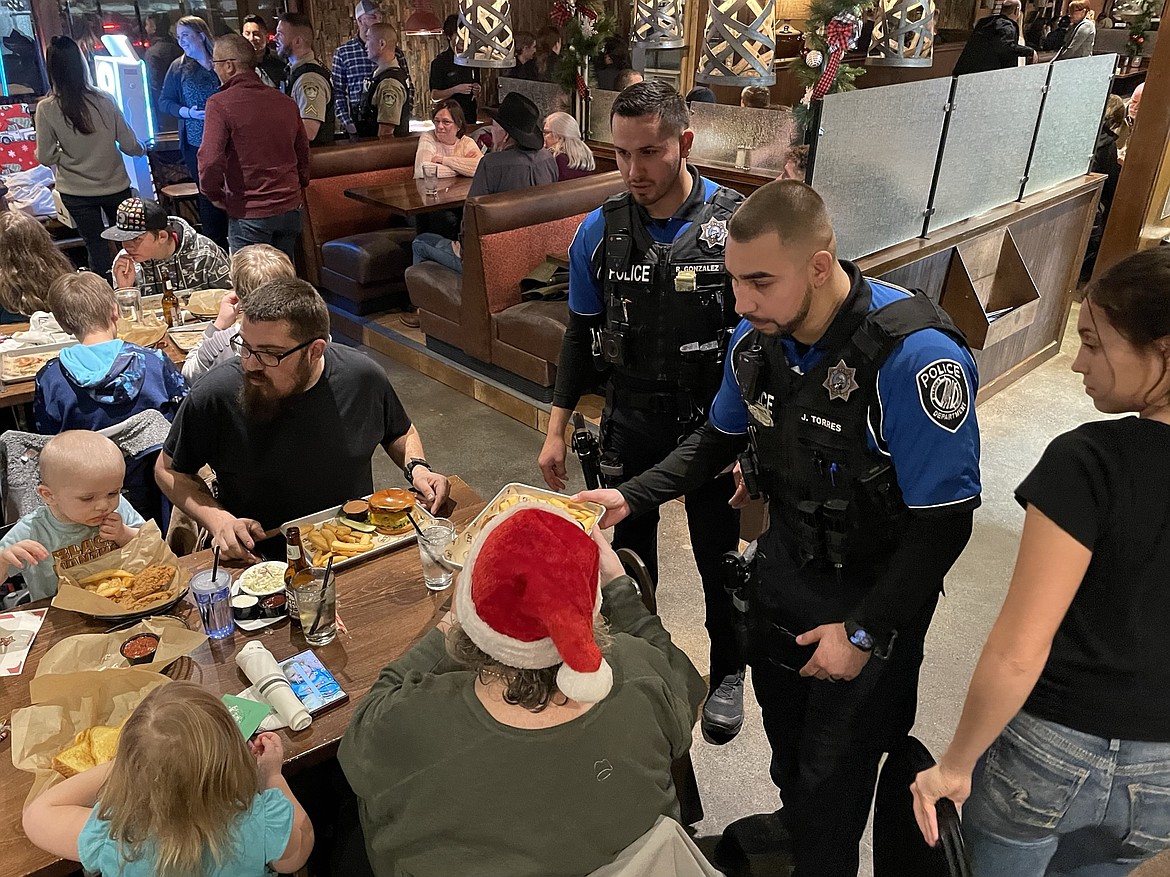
100;513;138;547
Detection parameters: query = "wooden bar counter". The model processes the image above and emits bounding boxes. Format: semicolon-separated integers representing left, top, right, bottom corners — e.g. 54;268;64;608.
0;478;485;877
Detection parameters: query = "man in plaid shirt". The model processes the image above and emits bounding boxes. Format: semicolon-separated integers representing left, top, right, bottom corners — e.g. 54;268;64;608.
333;0;415;136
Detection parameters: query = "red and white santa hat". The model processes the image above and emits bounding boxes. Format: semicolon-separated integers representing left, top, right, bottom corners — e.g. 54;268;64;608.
454;503;613;703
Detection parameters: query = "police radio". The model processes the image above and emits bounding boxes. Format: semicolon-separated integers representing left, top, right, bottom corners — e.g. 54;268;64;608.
734;342;767;500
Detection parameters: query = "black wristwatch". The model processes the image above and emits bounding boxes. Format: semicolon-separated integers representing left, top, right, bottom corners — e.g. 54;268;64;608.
404;458;431;484
845;618;896;660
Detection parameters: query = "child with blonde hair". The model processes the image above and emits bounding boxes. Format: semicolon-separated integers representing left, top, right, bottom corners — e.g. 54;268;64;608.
23;682;314;876
0;430;144;600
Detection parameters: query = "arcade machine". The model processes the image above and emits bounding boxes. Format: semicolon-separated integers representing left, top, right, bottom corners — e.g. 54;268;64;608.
93;33;155;198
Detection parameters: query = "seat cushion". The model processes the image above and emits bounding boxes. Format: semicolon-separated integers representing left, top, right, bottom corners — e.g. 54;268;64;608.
492;300;569;364
322;229;414;285
405;263;462;324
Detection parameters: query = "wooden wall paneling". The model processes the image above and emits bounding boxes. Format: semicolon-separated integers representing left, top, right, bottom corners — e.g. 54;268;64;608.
877;248;952;302
1095;6;1170;275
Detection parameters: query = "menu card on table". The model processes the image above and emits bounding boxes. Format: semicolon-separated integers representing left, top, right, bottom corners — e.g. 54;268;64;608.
0;608;47;675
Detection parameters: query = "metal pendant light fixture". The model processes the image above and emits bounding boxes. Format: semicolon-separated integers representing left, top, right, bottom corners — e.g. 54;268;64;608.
868;0;935;66
696;0;777;86
456;0;516;67
632;0;687;49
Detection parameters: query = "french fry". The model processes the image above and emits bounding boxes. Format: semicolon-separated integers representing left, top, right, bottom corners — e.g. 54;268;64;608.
79;569;134;584
307;530;329;552
330;540;373;554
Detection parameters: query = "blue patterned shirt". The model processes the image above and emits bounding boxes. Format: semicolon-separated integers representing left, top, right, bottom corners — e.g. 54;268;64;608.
332;37;414;129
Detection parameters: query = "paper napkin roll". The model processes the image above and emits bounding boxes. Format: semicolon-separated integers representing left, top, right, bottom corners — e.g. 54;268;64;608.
235;641;312;731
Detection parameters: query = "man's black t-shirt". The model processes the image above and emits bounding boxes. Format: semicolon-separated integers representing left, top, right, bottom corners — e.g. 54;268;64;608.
164;344;412;545
1017;417;1170;742
429;48;479;125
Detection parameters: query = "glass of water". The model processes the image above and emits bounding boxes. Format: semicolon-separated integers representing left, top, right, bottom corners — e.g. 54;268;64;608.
292;568;337;646
114;287;141;322
422;163;439;196
418;519;455;590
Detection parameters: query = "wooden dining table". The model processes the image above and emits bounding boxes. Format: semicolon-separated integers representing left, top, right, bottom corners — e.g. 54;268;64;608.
0;478;485;877
344;175;474;216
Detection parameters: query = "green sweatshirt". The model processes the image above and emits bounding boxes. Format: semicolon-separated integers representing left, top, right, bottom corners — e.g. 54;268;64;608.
338;577;706;877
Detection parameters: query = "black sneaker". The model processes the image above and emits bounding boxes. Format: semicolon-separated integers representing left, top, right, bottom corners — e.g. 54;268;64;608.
702;670;745;744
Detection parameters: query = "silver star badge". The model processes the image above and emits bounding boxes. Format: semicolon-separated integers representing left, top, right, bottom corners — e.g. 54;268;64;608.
823;359;860;402
698;218;728;250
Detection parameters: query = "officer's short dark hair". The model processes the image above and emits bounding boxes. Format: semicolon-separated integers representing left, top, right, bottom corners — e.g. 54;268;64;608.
443;13;459;37
729;180;836;255
279;12;313;32
611;80;689;139
242;13;268;31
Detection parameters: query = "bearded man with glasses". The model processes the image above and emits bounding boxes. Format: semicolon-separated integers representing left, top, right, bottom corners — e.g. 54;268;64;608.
156;278;449;561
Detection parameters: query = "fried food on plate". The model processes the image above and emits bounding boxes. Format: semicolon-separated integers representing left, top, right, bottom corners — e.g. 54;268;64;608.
129;565;176;598
52;724;122;778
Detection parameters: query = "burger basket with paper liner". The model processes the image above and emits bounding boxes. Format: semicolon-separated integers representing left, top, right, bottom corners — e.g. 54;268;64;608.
51;521;191;617
34;616;206;675
11;668;169;807
186;288;229;318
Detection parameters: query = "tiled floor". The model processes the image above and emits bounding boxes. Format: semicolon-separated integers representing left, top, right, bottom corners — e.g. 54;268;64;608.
358;306;1098;876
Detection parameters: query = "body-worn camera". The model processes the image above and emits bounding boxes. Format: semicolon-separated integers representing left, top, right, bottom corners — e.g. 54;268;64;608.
600;326;629;366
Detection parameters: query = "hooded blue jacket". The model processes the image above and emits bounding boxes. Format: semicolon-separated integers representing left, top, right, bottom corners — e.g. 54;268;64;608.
33;340;189;435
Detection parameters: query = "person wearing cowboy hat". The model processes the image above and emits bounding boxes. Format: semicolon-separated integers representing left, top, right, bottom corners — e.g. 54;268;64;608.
338;504;707;877
411;91;558;274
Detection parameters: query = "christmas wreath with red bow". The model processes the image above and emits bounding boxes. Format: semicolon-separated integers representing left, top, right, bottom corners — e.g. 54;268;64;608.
787;0;876;124
550;0;616;100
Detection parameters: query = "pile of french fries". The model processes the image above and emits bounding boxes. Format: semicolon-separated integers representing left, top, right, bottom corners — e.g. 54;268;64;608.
79;569;135;600
482;492;599;531
306;522;377;566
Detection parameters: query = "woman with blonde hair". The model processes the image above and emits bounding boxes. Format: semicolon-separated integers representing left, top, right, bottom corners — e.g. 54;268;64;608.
543;111;595;181
22;681;314;877
0;211;73;321
160;15;228;247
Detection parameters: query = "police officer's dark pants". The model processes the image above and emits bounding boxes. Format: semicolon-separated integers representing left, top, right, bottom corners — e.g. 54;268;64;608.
602;402;744;681
748;598;934;877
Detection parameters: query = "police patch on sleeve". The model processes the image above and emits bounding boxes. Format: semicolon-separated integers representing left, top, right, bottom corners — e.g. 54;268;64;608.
916;359;970;433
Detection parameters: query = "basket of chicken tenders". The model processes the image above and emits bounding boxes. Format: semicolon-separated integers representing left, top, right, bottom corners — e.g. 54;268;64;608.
51;521;191;621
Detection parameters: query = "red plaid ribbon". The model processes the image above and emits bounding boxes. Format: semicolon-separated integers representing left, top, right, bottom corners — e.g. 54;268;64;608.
550;1;574;27
811;15;857;101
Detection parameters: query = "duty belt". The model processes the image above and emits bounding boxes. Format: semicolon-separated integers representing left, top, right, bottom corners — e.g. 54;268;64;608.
607;382;695;414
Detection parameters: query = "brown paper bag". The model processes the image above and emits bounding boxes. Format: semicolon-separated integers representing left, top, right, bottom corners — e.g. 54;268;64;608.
34;616;206;676
11;668;169;806
51;521;192;618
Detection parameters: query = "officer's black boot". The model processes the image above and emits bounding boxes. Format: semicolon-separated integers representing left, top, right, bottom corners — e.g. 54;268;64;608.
701;669;745;744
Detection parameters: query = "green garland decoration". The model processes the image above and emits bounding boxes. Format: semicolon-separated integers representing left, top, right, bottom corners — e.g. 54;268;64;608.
552;3;617;96
787;0;876;125
1126;0;1157;57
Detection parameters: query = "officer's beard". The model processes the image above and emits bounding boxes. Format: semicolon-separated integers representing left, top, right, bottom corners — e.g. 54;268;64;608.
750;283;814;337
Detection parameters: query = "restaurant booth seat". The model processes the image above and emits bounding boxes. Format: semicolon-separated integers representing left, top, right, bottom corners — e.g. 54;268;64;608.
406;171;626;400
299;137;420;314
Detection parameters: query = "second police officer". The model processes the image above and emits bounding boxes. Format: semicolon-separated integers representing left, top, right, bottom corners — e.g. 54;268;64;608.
580;180;982;877
538;81;748;741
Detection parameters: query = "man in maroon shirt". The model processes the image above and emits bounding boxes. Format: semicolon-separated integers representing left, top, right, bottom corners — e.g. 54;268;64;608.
199;33;310;260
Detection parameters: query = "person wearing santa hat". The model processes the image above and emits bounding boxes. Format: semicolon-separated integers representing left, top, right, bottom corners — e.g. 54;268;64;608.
338;504;706;877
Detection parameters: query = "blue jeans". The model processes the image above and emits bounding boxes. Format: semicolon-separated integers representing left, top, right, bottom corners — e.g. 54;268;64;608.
411;232;462;274
964;711;1170;877
227;209;303;261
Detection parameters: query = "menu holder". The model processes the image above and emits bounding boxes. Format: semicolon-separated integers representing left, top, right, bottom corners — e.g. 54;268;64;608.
940;228;1041;350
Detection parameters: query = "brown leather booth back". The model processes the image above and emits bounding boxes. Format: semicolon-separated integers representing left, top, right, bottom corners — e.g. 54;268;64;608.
298;137;421;285
464;171;626;316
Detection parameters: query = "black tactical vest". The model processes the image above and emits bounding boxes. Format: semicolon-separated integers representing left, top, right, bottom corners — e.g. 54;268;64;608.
356;66;413;138
736;281;967;571
284;62;335;146
594;184;742;406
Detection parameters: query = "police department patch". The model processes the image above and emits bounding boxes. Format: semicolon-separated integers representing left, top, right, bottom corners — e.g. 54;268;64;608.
698;218;728;250
916;359;970;433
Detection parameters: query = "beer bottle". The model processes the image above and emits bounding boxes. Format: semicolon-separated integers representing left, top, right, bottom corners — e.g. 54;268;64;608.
284;527;311;626
161;268;179;328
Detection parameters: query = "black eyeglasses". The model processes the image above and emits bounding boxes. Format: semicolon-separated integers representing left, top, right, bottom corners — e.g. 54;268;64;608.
229;334;321;368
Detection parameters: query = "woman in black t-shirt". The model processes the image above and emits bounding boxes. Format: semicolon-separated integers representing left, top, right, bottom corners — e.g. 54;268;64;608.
911;248;1170;876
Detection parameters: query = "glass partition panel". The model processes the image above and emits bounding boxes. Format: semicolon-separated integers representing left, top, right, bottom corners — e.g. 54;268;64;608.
588;89;618;143
498;78;572;123
0;0;47;97
688;103;801;174
811;78;950;260
1024;54;1115;197
928;64;1048;233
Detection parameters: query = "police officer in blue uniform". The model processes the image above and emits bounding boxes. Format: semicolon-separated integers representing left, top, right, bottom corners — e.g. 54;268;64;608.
538;81;748;741
580;180;981;876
